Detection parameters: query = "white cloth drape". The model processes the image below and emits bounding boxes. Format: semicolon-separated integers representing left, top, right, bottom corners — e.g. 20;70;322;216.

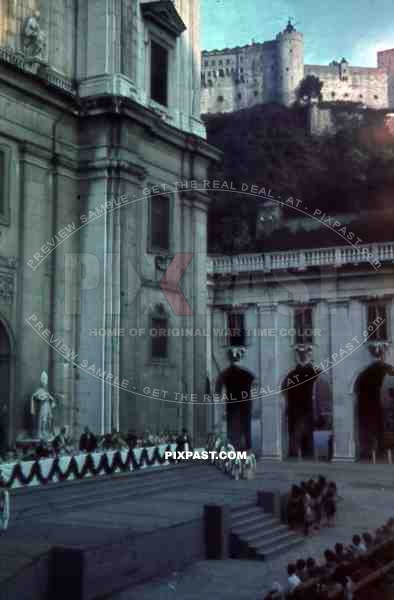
0;490;10;530
0;444;178;488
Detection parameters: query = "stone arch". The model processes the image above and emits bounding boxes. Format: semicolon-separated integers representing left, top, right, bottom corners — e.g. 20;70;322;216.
354;361;393;458
215;364;255;450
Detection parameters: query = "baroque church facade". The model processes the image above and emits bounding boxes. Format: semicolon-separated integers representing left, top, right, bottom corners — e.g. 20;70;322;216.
201;21;394;114
0;2;393;464
0;0;221;450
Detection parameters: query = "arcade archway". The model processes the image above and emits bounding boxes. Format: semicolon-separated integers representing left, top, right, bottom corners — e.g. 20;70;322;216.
283;365;330;458
355;362;393;459
216;365;255;450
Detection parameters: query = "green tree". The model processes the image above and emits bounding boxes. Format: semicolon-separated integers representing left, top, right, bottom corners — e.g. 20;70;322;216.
297;75;323;103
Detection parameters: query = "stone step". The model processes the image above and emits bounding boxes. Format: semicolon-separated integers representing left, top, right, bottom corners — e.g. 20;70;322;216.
12;462;209;497
241;523;289;543
252;530;301;553
230;503;257;517
15;478;223;518
12;462;212;503
231;507;266;521
231;512;274;532
231;517;279;538
257;535;304;561
11;464;224;518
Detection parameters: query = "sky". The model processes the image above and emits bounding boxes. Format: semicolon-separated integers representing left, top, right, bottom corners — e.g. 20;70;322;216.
201;0;394;67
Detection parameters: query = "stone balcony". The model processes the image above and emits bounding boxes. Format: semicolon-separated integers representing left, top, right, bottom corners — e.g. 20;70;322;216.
207;242;394;275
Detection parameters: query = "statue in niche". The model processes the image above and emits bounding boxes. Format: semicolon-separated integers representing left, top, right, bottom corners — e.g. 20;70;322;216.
22;12;47;61
30;371;57;440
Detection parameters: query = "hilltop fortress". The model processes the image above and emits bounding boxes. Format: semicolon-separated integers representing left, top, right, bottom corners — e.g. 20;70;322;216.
201;21;394;114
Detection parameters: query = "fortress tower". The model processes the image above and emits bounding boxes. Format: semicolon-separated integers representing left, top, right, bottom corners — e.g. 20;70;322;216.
201;21;392;115
275;20;304;106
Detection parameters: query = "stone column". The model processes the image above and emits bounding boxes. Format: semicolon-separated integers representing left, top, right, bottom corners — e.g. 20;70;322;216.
329;300;356;462
259;303;282;460
75;164;115;435
50;159;79;438
180;193;194;436
192;193;210;445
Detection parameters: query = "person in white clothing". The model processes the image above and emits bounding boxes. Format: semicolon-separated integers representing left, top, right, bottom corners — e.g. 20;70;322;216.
0;472;9;533
287;564;301;594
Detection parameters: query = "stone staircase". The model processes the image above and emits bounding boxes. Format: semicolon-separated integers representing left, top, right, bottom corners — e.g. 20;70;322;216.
230;502;303;560
10;463;225;521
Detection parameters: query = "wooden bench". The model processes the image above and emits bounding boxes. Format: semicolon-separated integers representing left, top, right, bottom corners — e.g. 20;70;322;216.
292;536;394;599
327;559;394;598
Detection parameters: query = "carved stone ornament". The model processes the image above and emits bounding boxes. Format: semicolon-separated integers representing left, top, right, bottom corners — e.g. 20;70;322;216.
228;347;246;364
22;12;47;62
0;274;14;304
368;340;390;361
295;344;313;367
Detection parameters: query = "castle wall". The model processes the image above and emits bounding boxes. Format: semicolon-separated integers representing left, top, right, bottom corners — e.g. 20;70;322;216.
261;41;278;103
201;44;265;114
201;26;390;115
378;49;394;108
305;64;388;109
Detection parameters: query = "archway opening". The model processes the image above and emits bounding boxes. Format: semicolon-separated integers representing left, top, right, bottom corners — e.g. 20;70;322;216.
217;365;254;450
0;321;11;453
284;365;319;458
355;362;393;459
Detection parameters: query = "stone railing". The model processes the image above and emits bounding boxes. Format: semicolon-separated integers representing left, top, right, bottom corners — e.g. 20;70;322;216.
207;242;394;274
0;46;76;95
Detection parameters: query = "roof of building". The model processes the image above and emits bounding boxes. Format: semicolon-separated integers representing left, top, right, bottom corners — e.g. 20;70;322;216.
202;42;265;54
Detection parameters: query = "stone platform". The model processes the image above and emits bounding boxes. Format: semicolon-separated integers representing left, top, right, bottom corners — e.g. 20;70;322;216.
0;462;264;600
2;459;394;600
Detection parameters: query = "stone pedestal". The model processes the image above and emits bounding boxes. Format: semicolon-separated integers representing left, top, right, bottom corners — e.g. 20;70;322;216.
204;504;230;559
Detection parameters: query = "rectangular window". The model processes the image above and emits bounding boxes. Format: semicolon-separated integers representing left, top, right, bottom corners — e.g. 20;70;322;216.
151;317;168;359
294;306;313;345
149;195;170;252
150;40;168;106
227;312;246;347
368;303;388;341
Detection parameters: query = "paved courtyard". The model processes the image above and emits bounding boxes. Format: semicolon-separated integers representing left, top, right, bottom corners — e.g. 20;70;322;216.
113;460;394;600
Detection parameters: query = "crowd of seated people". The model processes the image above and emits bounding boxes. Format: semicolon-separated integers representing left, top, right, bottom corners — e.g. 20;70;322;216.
286;476;338;536
0;427;191;462
264;518;394;599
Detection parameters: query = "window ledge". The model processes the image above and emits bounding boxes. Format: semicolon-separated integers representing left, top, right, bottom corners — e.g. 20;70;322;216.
148;100;174;121
146;359;175;368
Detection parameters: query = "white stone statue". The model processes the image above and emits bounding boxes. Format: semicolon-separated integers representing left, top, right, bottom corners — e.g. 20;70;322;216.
23;12;47;61
30;371;56;440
